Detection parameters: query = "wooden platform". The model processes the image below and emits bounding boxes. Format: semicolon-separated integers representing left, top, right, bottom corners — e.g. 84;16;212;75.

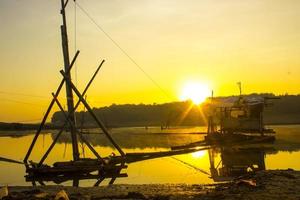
171;132;275;151
26;159;126;176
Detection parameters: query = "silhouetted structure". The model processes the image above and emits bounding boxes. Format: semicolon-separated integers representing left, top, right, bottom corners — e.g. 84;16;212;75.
23;0;126;186
205;84;278;144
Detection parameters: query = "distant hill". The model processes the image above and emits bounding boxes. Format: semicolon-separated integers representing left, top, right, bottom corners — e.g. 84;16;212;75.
263;94;300;124
51;94;300;127
51;101;208;128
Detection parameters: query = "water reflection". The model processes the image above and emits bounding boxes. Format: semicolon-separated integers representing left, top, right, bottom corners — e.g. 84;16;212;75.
0;125;300;186
48;126;300;152
26;166;128;187
209;147;266;182
51;127;207;149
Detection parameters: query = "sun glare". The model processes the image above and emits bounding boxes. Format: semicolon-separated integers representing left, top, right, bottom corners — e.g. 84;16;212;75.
192;150;206;158
180;82;211;104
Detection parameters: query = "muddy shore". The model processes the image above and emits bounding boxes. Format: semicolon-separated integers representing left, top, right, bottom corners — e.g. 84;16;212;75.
1;169;300;200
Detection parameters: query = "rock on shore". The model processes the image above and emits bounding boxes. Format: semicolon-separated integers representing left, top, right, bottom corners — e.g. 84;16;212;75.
1;170;300;200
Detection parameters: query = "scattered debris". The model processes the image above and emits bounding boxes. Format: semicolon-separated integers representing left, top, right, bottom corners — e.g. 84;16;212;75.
3;170;300;200
0;186;8;199
236;179;257;187
54;190;69;200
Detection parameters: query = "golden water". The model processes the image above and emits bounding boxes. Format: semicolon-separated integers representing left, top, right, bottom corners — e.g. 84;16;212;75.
0;125;299;186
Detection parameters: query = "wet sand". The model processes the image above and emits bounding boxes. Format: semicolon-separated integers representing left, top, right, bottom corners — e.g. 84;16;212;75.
1;169;300;199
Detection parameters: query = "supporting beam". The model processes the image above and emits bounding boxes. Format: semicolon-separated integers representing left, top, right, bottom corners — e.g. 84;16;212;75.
94;176;105;187
109;176;117;185
77;131;104;162
63;0;69;9
60;70;125;157
37;61;105;165
24;50;80;163
52;93;104;162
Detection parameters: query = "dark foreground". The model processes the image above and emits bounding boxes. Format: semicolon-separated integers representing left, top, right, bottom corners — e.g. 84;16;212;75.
1;170;300;200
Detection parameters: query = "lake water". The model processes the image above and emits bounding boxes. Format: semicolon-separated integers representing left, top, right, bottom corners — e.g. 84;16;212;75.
0;125;300;186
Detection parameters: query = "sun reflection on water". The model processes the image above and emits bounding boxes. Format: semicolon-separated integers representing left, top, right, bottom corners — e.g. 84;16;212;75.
192;150;206;158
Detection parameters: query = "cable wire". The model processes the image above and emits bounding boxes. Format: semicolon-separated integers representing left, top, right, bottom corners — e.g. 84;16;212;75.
0;98;48;107
75;2;173;101
0;91;48;99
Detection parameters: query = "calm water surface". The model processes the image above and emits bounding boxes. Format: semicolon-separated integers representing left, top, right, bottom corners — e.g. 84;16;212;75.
0;125;299;186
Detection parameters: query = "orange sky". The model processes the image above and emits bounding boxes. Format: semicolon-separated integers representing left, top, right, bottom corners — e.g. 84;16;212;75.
0;0;299;122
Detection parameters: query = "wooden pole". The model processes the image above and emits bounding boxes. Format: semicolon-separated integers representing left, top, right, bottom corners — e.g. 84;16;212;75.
260;111;264;136
60;70;125;156
60;0;79;161
24;51;80;163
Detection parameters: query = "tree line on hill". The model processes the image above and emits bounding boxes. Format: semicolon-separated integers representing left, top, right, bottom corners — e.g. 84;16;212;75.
0;93;299;130
51;93;300;128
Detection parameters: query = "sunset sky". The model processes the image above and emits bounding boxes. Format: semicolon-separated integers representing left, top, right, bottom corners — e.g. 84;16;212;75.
0;0;299;122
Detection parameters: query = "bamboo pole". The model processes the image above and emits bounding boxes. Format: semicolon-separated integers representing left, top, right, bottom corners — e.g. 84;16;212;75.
60;0;79;161
60;70;125;157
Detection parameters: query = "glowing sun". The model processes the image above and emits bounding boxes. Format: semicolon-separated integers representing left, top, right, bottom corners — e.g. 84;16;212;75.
180;82;211;104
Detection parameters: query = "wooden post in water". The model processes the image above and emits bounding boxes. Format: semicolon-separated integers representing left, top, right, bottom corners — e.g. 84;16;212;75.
60;0;79;161
260;111;264;136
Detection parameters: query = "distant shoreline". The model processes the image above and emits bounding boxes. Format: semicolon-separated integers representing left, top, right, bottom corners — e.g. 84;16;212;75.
0;121;299;132
2;94;300;131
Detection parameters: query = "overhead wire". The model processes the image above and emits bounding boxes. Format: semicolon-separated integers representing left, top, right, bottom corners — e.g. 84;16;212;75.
0;95;57;123
0;90;69;102
0;98;48;107
0;91;48;99
75;2;173;101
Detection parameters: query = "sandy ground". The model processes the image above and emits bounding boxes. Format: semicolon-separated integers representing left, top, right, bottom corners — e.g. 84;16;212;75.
1;169;300;200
